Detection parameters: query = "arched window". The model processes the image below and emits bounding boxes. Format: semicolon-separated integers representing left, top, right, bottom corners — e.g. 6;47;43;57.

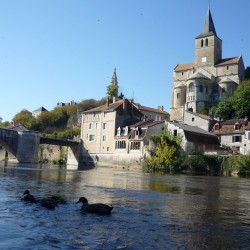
189;83;194;92
201;39;204;47
199;85;203;92
205;38;208;46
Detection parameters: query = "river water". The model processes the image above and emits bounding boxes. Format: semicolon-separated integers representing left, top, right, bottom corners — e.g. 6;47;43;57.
0;163;249;250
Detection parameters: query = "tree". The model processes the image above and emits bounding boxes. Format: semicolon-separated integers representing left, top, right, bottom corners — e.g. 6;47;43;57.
106;84;118;97
213;79;250;119
13;109;37;129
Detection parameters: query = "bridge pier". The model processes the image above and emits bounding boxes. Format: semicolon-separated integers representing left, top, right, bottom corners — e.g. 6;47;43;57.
16;131;40;163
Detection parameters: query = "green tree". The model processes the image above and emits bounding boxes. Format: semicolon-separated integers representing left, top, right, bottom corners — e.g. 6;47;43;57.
106;84;118;97
213;79;250;119
13;109;37;129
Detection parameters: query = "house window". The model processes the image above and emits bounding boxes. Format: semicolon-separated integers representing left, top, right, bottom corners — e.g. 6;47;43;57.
96;123;99;129
103;123;107;130
173;129;177;136
135;127;140;137
192;118;195;122
116;140;126;149
89;134;95;141
131;141;141;150
102;135;106;141
107;147;109;151
103;112;106;117
189;83;194;92
181;72;184;76
199;85;203;92
232;135;242;143
248;132;250;141
201;39;204;47
93;113;96;117
117;127;121;136
89;123;92;130
226;66;229;70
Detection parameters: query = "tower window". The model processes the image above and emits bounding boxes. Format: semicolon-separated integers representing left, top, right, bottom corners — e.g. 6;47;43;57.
205;38;208;46
177;93;180;99
199;85;203;92
201;39;204;47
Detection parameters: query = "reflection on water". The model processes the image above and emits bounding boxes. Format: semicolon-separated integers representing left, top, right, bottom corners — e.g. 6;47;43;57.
0;163;250;249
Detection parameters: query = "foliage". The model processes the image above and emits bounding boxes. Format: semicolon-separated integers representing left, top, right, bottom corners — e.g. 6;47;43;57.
13;109;37;129
0;121;10;128
106;84;118;97
197;107;209;115
146;125;184;172
44;128;80;139
230;155;250;177
213;79;250;119
245;67;250;79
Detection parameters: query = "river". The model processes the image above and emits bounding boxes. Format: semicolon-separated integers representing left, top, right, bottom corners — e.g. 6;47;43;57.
0;163;249;249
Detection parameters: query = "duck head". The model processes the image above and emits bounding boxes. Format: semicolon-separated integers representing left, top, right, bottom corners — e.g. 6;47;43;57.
76;197;88;204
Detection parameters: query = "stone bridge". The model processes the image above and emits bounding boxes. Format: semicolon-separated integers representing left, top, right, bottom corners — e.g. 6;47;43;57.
0;127;80;164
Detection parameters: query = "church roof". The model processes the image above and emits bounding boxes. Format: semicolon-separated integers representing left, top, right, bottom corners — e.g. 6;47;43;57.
196;8;219;39
188;71;210;80
215;56;241;66
218;77;235;84
174;63;195;72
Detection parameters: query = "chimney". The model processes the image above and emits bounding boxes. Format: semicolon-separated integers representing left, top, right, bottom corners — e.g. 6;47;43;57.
123;98;128;112
106;97;110;107
157;106;164;112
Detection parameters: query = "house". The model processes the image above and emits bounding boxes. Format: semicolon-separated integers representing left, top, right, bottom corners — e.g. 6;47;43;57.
80;98;168;166
183;110;217;131
166;121;220;153
171;8;245;121
211;118;250;154
32;106;48;118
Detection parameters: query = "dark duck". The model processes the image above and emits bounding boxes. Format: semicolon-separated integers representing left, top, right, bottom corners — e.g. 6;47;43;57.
76;197;113;215
21;190;66;210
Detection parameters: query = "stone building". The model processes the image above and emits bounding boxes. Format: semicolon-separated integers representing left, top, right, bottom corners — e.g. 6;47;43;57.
171;8;245;121
80;98;169;166
211;118;250;155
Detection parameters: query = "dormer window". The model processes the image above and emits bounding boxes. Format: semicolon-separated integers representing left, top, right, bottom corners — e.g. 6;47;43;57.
135;127;139;136
234;122;240;130
124;126;129;136
117;127;121;136
214;123;220;130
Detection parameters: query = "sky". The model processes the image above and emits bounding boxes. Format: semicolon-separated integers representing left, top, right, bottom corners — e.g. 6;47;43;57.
0;0;249;122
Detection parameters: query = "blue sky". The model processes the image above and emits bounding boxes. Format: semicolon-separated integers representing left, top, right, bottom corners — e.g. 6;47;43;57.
0;0;249;121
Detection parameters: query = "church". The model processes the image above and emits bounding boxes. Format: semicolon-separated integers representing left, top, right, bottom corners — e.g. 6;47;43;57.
170;8;245;121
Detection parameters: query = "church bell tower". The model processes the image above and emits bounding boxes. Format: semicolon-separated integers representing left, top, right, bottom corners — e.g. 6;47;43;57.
195;8;222;67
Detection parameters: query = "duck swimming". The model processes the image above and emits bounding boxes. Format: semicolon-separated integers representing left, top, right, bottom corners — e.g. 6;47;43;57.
21;190;67;210
76;197;113;215
21;190;36;202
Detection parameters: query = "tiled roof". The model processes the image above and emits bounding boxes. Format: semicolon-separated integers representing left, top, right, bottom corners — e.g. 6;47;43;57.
33;106;48;112
212;119;249;135
188;72;210;80
134;104;169;115
174;63;195;72
131;119;165;128
215;57;240;66
186;110;211;120
84;99;124;113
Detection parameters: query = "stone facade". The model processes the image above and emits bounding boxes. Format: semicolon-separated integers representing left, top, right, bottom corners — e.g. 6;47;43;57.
80;98;168;167
171;8;245;121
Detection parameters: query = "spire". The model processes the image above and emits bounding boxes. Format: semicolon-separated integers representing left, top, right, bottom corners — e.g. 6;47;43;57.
111;67;118;86
203;8;217;36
